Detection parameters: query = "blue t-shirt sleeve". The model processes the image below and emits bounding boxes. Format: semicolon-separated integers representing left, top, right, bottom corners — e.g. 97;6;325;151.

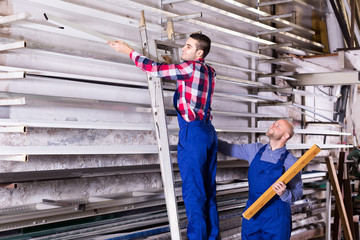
218;139;261;163
280;154;303;203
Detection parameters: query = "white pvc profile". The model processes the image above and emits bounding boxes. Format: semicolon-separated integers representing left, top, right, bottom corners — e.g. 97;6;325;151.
161;12;202;24
212;110;287;118
0;145;158;155
110;0;275;45
0;126;26;133
189;0;321;48
0;119;154;131
211;42;273;59
215;127;350;136
207;61;263;74
258;13;294;21
287;144;353;150
0;66;148;88
0;12;30;24
216;75;267;88
0;155;27;162
28;0;162;33
43;13;140;53
222;0;315;36
0;97;26;106
0;71;25;79
0;41;26;52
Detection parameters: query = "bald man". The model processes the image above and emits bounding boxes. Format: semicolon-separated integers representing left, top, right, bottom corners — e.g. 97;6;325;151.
218;119;302;240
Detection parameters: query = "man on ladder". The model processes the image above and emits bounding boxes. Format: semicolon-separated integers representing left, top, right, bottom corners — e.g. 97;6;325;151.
108;33;219;240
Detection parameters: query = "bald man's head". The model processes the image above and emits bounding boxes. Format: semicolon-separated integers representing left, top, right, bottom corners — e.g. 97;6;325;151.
266;119;294;142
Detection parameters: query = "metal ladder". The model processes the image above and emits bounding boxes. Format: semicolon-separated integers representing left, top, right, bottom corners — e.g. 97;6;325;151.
138;10;182;240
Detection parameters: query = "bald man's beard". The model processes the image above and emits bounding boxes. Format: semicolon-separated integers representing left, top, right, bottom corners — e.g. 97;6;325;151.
266;130;282;141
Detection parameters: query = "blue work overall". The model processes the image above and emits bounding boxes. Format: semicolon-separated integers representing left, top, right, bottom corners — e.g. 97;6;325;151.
242;145;292;240
174;65;219;240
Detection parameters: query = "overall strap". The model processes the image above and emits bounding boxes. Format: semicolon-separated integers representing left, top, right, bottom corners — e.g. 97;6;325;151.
203;65;213;122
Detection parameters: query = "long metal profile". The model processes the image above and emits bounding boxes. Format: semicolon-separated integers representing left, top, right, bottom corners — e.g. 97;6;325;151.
0;71;25;79
29;0;162;33
0;12;30;24
0;119;154;131
112;0;272;45
211;42;274;59
222;0;315;35
0;126;26;133
0;65;148;88
259;0;325;12
188;0;322;48
0;41;26;51
215;127;350;136
292;103;341;125
212;110;287;118
0;97;26;106
286;144;353;150
0;145;158;155
0;155;27;162
293;71;360;86
207;61;262;74
43;13;143;52
139;11;181;240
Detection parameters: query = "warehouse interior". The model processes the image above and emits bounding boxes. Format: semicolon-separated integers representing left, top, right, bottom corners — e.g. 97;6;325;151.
1;0;360;239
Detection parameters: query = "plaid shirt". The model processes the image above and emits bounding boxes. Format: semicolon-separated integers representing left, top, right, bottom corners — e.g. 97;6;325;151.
130;51;216;122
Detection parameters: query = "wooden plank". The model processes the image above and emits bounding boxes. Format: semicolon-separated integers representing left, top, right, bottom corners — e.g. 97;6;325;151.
333;151;345;240
243;144;321;220
325;156;353;240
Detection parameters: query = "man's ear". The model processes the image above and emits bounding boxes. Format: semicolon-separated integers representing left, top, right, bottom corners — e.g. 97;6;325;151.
196;49;204;58
283;133;290;140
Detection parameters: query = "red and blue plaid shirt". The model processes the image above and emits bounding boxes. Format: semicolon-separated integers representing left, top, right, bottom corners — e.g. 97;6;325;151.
130;51;216;122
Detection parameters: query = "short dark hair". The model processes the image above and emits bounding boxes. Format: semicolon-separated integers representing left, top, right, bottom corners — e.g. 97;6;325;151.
190;33;211;58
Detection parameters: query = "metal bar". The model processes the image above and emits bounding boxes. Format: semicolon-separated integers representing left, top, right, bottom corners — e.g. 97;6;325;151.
243;145;321;220
257;27;293;36
258;0;292;7
325;181;332;240
0;155;27;162
0;126;26;133
0;71;25;79
0;145;158;155
258;13;294;21
161;12;202;23
0;97;26;106
212;42;273;59
162;0;188;4
343;0;360;47
258;71;294;78
287;144;353;150
214;127;350;135
0;183;18;189
222;0;315;35
292;71;360;86
188;0;321;48
139;11;181;240
294;103;341;125
0;119;154;131
0;12;30;24
207;61;262;74
329;0;351;47
29;0;162;33
0;41;26;51
0;65;148;88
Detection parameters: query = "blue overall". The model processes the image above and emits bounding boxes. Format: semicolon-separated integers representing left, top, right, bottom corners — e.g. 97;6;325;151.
242;145;292;240
174;66;219;240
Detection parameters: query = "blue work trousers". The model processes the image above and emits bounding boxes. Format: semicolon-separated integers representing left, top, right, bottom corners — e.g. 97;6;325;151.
177;115;219;240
